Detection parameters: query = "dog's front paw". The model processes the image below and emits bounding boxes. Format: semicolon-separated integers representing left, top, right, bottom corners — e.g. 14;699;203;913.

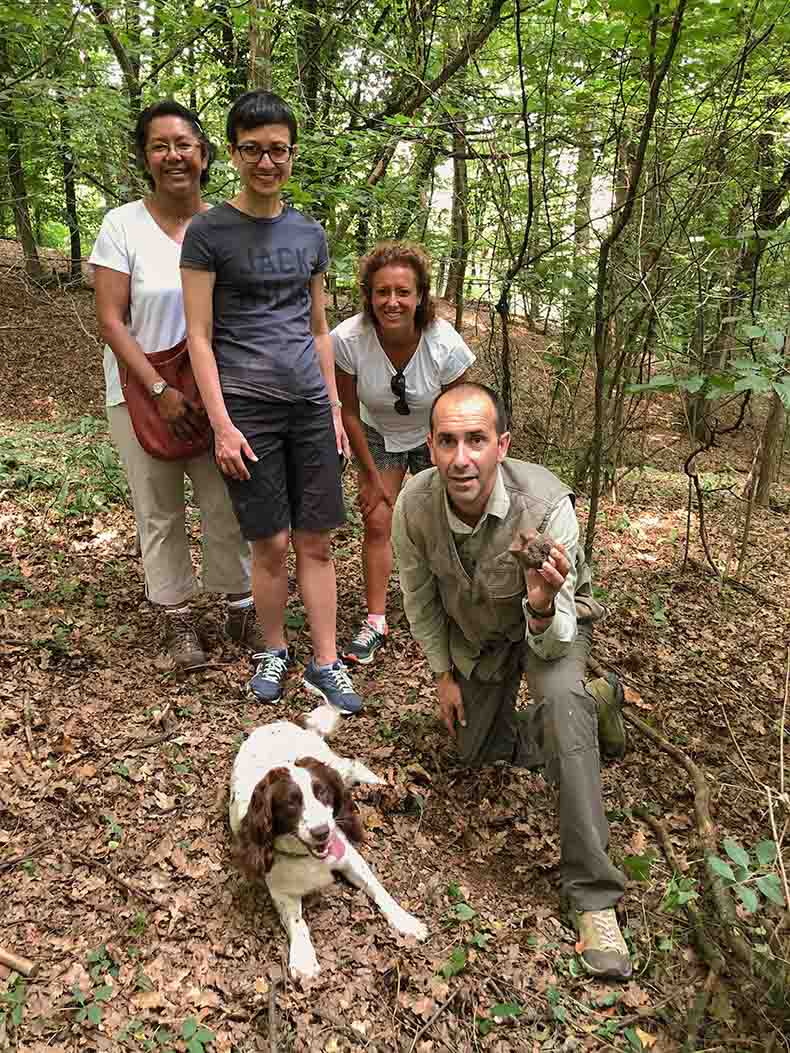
388;909;428;942
289;941;321;981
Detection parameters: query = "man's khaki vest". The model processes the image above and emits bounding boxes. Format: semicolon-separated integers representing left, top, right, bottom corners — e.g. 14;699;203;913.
398;458;597;679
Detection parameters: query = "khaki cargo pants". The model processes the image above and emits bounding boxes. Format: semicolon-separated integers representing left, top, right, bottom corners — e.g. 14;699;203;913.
454;626;626;911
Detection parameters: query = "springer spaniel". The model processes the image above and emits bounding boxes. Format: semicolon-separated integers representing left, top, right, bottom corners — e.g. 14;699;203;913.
229;707;428;980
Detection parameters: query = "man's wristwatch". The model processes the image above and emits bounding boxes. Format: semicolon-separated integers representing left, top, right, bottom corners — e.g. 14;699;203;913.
526;599;556;620
151;380;168;399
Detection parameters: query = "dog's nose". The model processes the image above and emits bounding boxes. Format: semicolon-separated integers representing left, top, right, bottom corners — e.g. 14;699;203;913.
310;823;330;843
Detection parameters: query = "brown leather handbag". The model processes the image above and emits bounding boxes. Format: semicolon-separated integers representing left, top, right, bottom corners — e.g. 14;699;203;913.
121;339;212;461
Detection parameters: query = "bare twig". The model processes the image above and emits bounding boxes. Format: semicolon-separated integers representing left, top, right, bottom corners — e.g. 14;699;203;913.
268;970;279;1053
781;646;789;799
67;853;161;908
22;702;35;758
407;990;458;1053
718;700;760;787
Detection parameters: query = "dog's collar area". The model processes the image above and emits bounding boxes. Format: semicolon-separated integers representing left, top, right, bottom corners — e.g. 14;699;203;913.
274;831;345;862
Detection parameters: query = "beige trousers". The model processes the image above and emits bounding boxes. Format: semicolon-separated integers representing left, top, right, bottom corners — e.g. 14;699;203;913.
108;403;251;606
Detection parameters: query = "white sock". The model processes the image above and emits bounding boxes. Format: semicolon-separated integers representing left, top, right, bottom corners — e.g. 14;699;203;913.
366;614;387;634
227;595;254;609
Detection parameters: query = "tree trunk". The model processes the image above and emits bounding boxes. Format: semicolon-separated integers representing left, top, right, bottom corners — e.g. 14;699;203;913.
249;0;272;90
444;121;469;323
296;0;321;127
568;128;594;334
59;95;83;283
0;40;42;278
394;139;439;241
755;331;788;509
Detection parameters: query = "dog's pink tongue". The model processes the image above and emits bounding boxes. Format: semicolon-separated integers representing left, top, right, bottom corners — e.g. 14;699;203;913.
327;831;345;861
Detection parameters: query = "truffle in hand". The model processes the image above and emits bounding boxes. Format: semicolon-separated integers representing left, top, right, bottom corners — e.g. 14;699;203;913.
509;529;555;570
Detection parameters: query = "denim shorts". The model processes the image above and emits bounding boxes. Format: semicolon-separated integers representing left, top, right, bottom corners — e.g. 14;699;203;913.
223;395;345;540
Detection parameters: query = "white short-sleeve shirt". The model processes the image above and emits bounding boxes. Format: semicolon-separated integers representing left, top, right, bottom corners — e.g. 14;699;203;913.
332;313;475;452
88;200;189;406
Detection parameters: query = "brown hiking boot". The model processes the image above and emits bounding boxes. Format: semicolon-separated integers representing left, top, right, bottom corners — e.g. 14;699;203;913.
225;603;266;651
573;908;632;980
585;673;627;760
164;611;206;670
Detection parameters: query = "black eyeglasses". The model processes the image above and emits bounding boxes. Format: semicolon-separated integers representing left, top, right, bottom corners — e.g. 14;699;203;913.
236;142;294;165
391;369;410;415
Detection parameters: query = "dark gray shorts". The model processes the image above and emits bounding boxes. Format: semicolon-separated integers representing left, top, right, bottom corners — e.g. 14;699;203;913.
223;396;345;541
362;422;433;475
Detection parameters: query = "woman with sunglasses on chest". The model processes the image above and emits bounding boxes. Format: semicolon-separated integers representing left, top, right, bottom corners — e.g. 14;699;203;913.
333;241;475;667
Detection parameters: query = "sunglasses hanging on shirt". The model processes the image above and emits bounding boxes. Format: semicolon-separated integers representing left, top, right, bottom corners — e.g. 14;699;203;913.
391;368;410;415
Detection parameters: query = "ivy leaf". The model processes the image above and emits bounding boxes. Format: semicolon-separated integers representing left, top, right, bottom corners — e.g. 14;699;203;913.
440;946;467;978
623;852;656;881
756;874;786;907
723;839;750;870
182;1017;198;1040
490;1002;522;1019
87;1003;103;1025
708;856;735;882
735;885;759;913
754;841;777;867
452;902;477;921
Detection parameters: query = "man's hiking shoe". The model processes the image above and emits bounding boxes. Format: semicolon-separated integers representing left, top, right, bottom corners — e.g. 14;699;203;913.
304;659;363;714
225;603;266;651
586;672;627;760
164;612;206;671
573;908;632;980
248;648;290;703
343;622;387;665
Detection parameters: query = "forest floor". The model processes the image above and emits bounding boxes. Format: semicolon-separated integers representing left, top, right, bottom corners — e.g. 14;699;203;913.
1;246;789;1053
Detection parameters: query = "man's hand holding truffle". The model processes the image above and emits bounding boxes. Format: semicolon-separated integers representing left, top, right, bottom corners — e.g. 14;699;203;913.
509;529;570;623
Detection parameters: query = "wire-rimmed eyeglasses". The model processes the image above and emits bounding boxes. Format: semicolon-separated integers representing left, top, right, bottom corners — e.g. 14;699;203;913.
391;369;410;415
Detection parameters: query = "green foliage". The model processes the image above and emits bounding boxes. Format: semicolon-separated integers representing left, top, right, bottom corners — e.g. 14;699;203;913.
438;888;492;979
0;976;27;1034
181;1016;215;1053
661;873;700;912
0;417;128;518
707;838;786;913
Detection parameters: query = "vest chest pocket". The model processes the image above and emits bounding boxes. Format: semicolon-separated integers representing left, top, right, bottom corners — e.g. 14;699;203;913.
477;552;524;600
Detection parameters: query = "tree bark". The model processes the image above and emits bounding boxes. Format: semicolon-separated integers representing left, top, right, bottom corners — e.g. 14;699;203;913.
0;39;42;278
755;335;788;509
444;120;469;329
249;0;272;90
59;95;82;283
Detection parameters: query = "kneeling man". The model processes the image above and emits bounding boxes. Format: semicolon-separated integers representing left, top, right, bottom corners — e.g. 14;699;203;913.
391;382;631;980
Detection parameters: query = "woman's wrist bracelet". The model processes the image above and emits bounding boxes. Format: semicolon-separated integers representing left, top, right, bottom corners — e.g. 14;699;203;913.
329;398;342;408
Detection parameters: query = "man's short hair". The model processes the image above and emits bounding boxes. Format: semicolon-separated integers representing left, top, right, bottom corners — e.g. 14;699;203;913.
429;383;509;437
226;90;298;146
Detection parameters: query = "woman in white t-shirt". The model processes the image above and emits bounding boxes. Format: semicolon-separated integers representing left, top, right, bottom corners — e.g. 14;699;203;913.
90;100;260;670
333;241;475;666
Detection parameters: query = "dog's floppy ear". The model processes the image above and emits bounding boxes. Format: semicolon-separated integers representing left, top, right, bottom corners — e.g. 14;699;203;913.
298;759;365;845
234;767;289;878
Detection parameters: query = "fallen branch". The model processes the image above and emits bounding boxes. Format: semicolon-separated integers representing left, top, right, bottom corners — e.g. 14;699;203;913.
0;946;39;977
67;853;161;908
407;990;458;1053
633;807;725;974
625;707;789;1002
268;970;279;1053
683;966;718;1053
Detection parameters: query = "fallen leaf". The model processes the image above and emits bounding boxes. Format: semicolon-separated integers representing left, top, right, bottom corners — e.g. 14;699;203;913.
635;1026;657;1048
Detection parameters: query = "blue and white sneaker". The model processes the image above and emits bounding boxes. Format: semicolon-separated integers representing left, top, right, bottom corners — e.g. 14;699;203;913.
303;659;363;714
248;648;290;703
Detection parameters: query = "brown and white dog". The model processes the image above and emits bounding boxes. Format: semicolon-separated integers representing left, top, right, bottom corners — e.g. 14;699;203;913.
229;707;428;980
